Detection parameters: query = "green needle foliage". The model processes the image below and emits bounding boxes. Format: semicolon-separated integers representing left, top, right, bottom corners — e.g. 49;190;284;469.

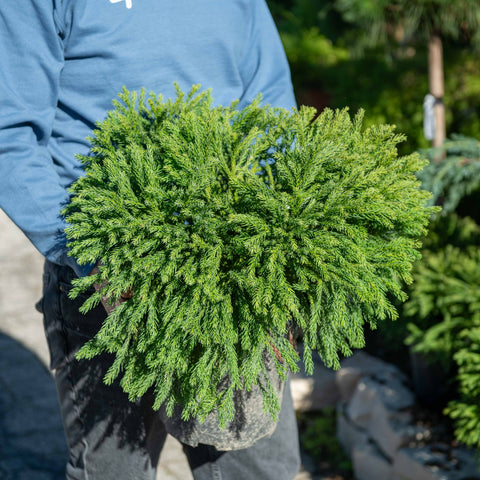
63;84;437;426
404;242;480;454
417;135;480;215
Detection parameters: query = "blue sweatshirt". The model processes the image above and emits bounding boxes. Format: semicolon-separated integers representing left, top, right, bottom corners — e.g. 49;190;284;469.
0;0;296;277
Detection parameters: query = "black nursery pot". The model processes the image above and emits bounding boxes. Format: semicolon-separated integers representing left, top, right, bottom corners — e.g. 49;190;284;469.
409;348;450;407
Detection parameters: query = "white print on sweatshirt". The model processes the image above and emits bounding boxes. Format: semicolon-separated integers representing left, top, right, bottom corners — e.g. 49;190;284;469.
110;0;132;9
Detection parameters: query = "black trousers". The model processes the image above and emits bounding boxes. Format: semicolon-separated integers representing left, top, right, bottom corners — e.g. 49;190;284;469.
40;260;301;480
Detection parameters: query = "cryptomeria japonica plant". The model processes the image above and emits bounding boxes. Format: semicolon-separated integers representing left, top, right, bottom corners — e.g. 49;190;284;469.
63;84;438;427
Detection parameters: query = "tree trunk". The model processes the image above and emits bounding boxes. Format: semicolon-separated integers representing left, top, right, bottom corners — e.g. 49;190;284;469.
428;33;446;150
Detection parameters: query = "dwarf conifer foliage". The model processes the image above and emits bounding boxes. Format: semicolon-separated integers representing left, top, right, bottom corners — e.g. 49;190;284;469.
64;84;437;425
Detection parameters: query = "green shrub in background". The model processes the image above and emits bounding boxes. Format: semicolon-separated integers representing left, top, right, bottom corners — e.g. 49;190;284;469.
399;137;480;455
405;242;480;454
298;407;353;476
279;26;349;72
417;135;480;216
446;53;480;141
419;213;480;253
404;243;479;371
445;321;480;453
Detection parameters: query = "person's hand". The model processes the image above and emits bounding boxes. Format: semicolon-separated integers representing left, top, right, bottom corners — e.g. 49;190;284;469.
89;261;133;314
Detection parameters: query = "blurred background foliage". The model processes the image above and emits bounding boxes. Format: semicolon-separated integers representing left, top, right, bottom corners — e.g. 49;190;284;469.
267;0;480;154
266;0;480;455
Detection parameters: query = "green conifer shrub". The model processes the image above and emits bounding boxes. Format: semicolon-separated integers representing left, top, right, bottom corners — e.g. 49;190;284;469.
417;135;480;215
405;243;480;371
444;320;480;454
402;136;480;456
63;84;437;426
404;243;480;454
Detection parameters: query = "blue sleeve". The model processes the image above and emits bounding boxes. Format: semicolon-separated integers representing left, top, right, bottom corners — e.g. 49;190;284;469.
0;0;93;277
238;0;297;111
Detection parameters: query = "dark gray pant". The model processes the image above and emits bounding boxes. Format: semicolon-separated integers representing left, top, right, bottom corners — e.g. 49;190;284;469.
40;260;301;480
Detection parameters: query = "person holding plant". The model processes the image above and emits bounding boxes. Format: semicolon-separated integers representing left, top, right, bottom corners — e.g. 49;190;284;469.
0;1;301;479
